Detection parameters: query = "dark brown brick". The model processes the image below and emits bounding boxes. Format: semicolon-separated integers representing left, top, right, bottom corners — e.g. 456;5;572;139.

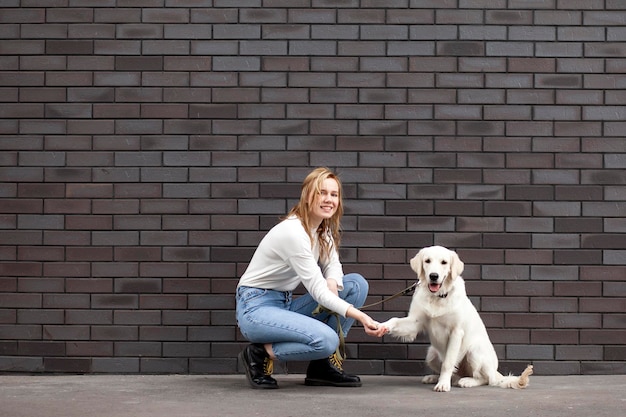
44;357;91;373
19;341;65;356
506;313;553;328
139;295;187;310
91;326;138;341
66;341;113;357
91;295;138;309
65;310;112;325
46;40;93;55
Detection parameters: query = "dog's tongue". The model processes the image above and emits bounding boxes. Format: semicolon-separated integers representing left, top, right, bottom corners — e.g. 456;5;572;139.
429;283;441;293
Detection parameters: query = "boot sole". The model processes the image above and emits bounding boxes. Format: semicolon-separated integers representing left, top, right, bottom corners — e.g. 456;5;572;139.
304;378;362;387
238;350;279;390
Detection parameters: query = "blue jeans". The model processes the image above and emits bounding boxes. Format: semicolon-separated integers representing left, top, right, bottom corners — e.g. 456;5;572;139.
236;273;368;362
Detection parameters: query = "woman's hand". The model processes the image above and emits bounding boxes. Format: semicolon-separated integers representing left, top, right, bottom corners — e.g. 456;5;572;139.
347;306;388;338
362;316;389;337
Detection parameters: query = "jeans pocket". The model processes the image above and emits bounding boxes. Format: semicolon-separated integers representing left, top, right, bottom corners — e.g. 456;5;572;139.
237;286;267;305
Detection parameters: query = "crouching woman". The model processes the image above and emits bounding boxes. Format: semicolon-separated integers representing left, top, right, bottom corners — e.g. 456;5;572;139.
236;167;385;389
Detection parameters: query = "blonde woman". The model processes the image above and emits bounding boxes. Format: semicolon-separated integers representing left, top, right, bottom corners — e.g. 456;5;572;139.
236;167;385;389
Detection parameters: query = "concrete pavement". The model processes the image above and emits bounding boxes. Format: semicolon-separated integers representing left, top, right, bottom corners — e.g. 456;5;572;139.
1;373;625;417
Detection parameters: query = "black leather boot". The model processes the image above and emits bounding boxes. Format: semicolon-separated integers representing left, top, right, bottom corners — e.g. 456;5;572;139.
239;343;278;389
304;352;362;387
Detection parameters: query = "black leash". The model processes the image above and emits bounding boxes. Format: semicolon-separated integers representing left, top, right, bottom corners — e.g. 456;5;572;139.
360;282;417;310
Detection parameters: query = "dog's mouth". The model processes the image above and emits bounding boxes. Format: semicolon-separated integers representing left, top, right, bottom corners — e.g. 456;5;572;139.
428;283;442;293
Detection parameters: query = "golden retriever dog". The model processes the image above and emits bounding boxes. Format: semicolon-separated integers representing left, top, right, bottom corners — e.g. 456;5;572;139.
379;246;533;392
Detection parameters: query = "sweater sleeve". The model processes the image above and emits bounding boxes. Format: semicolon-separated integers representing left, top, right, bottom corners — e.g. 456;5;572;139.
280;228;351;317
285;251;351;317
320;241;344;290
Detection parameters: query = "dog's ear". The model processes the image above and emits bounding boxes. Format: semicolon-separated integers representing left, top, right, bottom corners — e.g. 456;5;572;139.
449;249;464;279
409;250;424;280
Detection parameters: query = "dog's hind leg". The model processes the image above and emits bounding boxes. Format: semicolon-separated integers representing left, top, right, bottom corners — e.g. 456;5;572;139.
457;352;491;388
457;375;487;388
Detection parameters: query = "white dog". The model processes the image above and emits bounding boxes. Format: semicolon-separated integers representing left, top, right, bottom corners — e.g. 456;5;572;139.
380;246;533;392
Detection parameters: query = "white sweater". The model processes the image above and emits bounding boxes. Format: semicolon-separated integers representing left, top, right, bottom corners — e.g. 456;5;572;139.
238;216;351;317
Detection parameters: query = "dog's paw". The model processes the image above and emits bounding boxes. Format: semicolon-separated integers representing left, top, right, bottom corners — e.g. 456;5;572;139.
379;318;418;341
457;377;481;388
379;317;398;331
379;318;401;337
421;374;438;385
434;381;451;392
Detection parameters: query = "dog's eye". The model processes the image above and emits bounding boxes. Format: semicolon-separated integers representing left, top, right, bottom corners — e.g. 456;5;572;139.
425;259;431;264
441;261;448;265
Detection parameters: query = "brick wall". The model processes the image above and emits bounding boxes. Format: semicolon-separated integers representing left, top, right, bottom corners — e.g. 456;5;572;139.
1;1;625;375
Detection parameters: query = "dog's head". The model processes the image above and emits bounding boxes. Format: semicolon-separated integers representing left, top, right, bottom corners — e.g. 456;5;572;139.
410;246;464;296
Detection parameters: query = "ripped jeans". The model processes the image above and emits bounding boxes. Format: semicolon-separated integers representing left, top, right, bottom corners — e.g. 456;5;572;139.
235;273;368;362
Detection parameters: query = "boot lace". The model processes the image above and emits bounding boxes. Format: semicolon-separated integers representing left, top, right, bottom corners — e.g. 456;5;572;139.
263;357;274;376
329;352;343;370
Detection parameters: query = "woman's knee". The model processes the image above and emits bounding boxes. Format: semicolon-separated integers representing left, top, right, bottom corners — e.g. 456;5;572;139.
341;273;368;305
314;329;339;357
344;273;368;292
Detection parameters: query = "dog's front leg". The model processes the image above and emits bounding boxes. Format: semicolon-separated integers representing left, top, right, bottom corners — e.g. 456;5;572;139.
379;317;421;342
434;327;464;392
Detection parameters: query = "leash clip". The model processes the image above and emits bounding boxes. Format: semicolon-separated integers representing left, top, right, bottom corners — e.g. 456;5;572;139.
402;282;417;296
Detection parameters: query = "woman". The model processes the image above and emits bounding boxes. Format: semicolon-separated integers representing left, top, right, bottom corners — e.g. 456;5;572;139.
236;167;385;389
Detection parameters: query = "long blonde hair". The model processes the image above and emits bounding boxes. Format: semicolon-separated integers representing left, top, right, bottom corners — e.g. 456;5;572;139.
286;167;343;260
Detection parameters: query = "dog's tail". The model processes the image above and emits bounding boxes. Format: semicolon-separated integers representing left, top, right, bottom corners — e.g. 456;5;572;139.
495;364;533;389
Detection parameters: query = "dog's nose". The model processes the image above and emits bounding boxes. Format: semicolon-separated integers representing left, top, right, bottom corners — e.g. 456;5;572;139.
429;273;439;281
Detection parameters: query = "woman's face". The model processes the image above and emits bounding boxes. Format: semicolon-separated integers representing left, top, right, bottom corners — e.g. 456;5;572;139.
309;177;340;227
